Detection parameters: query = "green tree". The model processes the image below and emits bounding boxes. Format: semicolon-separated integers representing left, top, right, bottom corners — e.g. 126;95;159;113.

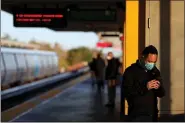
29;40;53;51
53;42;68;69
67;46;92;65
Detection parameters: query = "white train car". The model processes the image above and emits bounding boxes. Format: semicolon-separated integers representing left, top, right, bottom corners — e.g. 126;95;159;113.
1;47;58;89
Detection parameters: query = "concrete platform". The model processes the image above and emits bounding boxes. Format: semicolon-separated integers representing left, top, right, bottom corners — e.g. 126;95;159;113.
12;79;124;122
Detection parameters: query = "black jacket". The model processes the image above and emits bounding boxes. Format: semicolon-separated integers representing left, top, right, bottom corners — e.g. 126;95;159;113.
105;58;120;80
94;57;105;80
88;58;96;72
121;59;165;120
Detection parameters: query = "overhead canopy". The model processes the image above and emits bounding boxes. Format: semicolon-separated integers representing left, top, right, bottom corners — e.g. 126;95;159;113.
1;0;125;31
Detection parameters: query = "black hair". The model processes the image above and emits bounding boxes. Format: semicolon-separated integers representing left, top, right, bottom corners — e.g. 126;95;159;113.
142;45;158;58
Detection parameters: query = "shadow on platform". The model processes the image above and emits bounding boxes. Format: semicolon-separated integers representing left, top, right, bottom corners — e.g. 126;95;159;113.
158;114;185;122
12;78;126;122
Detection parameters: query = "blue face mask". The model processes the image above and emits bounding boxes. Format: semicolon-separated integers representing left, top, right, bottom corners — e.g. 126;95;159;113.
145;62;155;70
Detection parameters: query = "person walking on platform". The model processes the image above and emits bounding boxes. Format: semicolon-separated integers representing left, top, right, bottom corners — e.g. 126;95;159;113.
115;58;122;85
88;56;97;86
94;53;105;90
105;52;120;107
121;45;165;122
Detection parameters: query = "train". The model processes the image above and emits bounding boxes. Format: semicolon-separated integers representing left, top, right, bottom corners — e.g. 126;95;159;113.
1;47;59;90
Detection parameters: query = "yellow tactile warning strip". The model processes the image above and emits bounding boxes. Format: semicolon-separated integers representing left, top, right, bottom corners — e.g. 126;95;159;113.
39;89;61;100
1;73;90;122
1;101;37;122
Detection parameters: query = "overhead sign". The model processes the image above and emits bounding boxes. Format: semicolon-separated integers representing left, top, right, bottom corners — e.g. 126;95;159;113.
12;8;117;29
13;8;67;28
68;9;117;22
96;41;112;48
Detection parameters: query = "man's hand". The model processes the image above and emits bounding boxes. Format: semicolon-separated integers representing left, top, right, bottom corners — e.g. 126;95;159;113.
153;80;160;89
147;80;160;90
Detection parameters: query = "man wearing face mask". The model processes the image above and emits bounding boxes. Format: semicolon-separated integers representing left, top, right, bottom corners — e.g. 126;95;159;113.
121;45;165;122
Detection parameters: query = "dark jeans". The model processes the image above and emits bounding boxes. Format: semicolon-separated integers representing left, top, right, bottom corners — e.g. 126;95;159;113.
107;80;116;104
90;71;96;85
97;79;104;89
108;86;116;104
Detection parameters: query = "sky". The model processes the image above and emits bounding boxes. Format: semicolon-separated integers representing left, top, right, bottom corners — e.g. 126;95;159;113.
1;10;99;50
1;10;122;57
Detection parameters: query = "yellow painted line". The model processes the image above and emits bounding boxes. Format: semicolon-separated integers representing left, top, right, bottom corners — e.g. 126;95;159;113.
1;101;37;122
39;89;61;100
1;73;90;122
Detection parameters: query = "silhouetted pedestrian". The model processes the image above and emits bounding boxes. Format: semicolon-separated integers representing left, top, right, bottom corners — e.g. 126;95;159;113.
88;56;97;86
94;53;105;90
105;52;120;107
